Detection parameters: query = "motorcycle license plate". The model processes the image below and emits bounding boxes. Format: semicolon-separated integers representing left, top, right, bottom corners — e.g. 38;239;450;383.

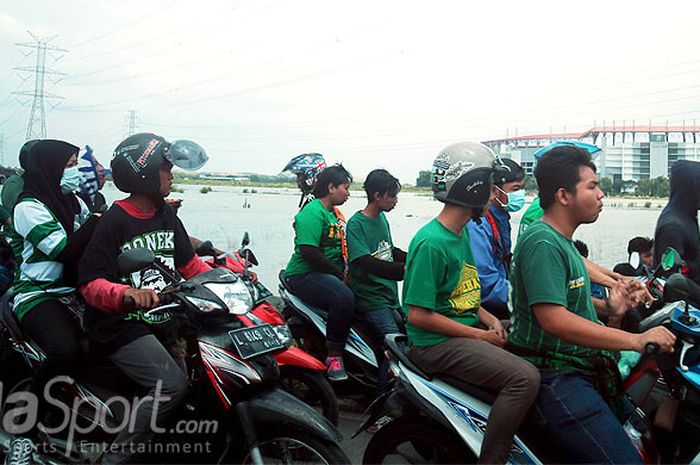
228;324;283;359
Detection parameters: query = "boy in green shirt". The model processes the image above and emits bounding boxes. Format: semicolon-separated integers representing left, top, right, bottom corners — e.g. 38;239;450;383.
403;142;540;465
347;169;406;391
509;145;675;463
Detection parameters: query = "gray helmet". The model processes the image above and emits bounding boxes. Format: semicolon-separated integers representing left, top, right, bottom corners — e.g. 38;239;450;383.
432;141;495;208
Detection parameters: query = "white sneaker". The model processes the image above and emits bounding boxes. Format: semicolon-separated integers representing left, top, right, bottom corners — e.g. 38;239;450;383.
4;437;35;465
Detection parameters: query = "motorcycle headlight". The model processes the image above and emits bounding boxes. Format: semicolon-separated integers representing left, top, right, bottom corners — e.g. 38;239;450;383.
205;281;253;315
186;296;222;313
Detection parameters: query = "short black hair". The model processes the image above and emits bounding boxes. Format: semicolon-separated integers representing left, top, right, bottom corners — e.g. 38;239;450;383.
573;239;589;258
535;146;597;210
312;164;352;198
628;236;653;255
363;169;401;202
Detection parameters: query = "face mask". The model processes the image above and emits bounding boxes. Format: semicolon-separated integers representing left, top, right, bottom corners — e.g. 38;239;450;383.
60;166;83;194
495;186;526;212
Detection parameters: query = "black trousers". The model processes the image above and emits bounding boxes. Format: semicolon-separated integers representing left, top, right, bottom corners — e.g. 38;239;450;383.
20;298;85;435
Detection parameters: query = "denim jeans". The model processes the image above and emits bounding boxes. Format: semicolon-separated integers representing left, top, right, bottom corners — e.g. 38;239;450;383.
285;272;355;351
362;308;402;393
533;373;642;464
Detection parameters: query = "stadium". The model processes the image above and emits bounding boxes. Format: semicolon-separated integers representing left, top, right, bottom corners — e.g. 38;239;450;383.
483;124;700;182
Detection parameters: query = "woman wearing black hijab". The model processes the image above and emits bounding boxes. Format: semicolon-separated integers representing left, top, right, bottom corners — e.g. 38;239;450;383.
6;139;99;463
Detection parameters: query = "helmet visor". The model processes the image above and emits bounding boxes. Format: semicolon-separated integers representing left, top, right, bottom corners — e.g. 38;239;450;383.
165;140;208;171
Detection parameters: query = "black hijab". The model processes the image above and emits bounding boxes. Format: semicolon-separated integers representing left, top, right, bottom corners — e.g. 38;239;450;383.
19;139;81;235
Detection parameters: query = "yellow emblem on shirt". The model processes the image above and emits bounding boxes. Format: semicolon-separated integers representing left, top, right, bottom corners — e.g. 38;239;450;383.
448;262;481;315
568;277;585;289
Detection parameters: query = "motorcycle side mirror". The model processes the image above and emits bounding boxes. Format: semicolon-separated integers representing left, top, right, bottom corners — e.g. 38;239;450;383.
241;232;250;248
629;252;640;270
661;247;682;272
195;240;216;257
663;273;690;303
240;249;259;266
118;248;155;275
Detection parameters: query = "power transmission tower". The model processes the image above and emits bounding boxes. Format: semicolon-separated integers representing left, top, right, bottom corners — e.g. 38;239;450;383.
126;110;139;136
13;32;66;140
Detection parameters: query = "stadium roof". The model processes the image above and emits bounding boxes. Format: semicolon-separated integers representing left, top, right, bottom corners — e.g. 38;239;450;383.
483;125;700;144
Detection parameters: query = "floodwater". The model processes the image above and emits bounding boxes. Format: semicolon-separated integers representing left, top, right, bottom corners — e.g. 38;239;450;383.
101;183;667;291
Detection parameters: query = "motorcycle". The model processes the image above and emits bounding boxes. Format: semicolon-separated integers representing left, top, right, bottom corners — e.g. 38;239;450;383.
279;271;403;393
195;233;339;425
0;247;348;465
355;250;698;464
623;254;700;463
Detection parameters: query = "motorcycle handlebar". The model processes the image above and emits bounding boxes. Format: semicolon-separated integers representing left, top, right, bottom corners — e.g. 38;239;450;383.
645;342;659;354
123;295;135;311
122;291;174;310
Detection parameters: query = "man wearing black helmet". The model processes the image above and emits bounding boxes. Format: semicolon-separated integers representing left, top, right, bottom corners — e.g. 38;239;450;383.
403;142;540;464
78;133;210;465
467;157;526;320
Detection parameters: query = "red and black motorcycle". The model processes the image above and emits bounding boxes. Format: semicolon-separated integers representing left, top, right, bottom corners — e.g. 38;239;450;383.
196;233;340;425
0;247;348;465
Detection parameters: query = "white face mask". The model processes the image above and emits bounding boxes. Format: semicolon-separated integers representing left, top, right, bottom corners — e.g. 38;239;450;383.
60;166;83;194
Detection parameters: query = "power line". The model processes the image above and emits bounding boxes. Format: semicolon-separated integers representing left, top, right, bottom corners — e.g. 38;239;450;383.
63;0;277;83
67;0;181;49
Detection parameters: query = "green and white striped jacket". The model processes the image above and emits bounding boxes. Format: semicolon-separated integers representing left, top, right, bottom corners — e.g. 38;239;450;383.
9;197;90;320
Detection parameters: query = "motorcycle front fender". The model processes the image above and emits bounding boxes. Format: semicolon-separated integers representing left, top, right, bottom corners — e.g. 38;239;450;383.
275;346;325;370
245;387;342;443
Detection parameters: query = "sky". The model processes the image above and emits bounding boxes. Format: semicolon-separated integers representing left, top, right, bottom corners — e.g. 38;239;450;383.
2;0;700;183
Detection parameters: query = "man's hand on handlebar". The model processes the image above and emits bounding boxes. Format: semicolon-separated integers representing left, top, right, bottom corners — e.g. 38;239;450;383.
124;288;160;309
632;326;676;354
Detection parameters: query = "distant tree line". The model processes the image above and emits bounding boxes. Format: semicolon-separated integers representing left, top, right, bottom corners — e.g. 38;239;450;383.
416;169;670;198
599;176;669;197
416;170;432;187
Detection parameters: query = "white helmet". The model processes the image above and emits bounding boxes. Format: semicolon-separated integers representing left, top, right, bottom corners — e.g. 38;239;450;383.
432;141;495;208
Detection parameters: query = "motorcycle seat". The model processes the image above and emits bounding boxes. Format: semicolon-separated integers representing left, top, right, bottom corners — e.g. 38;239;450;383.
384;334;497;405
278;270;329;317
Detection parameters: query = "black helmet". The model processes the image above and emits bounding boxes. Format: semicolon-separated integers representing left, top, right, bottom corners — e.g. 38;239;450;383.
493;157;525;186
111;133;208;194
432;141;495;208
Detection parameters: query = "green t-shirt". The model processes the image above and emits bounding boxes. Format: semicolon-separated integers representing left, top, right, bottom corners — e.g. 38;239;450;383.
517;197;544;239
347;211;399;312
285;199;346;277
509;220;602;372
402;218;481;347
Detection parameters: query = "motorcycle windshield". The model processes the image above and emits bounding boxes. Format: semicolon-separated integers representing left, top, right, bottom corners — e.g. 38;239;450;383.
165;139;208;171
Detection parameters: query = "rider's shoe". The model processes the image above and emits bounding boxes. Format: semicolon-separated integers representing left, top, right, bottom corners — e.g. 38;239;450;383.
4;437;36;465
325;356;348;382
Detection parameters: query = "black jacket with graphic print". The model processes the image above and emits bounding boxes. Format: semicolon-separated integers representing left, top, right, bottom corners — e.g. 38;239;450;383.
78;202;195;350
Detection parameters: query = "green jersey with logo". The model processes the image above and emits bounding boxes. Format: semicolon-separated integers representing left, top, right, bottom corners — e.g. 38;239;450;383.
285;199;347;277
347;211;399;312
509;220;602;371
402;218;481;347
9;197;90;320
